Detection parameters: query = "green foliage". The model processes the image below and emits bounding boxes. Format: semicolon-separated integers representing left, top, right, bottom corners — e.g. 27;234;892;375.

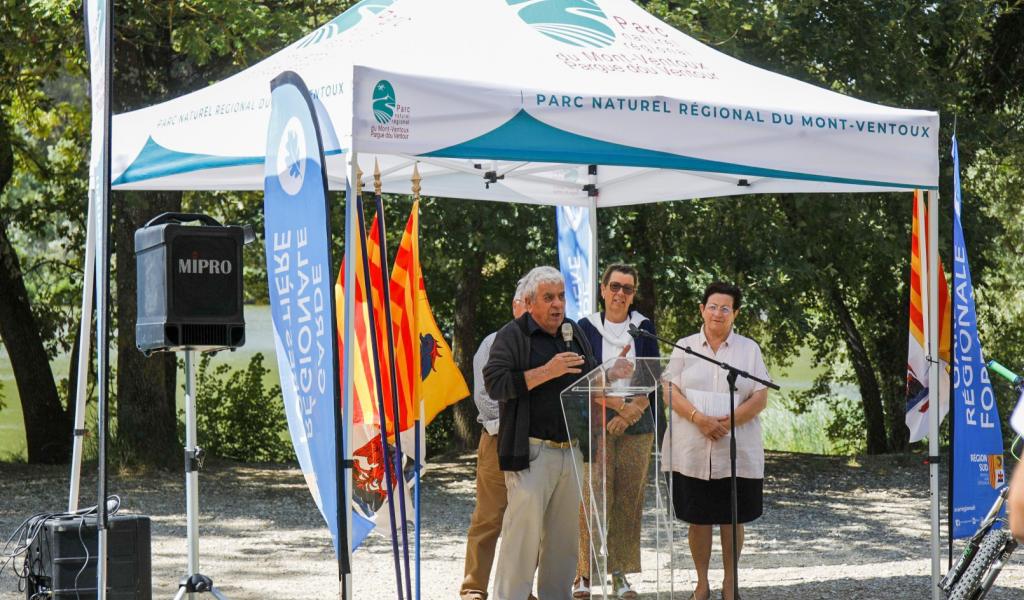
424;407;457;458
185;353;291;463
2;0;1024;460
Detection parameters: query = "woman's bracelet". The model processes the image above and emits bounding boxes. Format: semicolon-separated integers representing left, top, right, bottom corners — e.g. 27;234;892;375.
688;407;698;422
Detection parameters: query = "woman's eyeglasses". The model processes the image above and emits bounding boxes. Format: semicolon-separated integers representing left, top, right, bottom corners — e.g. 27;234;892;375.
607;282;636;295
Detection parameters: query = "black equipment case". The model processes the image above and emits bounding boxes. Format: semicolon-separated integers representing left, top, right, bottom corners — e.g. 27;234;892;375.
25;514;152;599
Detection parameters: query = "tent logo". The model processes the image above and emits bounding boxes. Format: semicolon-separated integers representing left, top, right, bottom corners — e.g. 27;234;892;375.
372;80;397;125
297;0;395;49
276;117;306;196
507;0;616;49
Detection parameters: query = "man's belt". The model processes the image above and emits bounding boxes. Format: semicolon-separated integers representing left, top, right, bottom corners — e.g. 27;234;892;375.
528;437;579;449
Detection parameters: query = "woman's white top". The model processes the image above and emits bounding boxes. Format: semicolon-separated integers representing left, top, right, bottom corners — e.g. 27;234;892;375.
660;327;771;480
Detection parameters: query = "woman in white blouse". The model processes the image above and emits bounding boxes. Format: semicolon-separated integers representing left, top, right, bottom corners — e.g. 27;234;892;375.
661;282;770;600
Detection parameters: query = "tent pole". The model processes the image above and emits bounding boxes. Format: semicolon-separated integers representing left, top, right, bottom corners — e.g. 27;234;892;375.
589;202;598;311
927;188;941;600
67;190;96;513
340;151;358;600
588;164;599;315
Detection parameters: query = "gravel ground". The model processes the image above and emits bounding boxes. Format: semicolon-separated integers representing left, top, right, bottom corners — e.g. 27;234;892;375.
2;451;1023;599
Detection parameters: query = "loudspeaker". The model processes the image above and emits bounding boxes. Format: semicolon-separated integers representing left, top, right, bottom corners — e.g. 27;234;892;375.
135;212;253;353
25;515;152;599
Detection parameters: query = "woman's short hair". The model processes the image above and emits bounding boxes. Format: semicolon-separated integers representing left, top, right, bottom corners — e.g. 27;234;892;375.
702;281;742;311
601;263;639;287
519;266;564;302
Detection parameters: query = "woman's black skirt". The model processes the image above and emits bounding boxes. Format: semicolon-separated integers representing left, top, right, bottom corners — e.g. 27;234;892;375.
666;472;763;525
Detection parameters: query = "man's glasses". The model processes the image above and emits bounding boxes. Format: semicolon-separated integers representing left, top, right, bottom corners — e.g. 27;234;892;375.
607;282;636;295
704;304;733;315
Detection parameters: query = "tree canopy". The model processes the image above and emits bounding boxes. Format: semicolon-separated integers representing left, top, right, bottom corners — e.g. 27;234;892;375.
1;0;1023;463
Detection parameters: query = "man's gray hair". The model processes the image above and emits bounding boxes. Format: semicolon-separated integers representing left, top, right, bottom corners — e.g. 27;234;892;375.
519;266;564;302
513;277;529;303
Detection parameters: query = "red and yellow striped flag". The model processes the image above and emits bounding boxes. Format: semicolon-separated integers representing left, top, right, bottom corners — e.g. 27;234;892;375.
906;189;951;442
335;220;380;430
390;201;469;428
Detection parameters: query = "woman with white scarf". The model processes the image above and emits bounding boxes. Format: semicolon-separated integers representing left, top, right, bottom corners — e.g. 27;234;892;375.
572;264;659;599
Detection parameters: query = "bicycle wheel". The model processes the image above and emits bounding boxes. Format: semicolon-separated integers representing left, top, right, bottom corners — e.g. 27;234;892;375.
947;528;1013;600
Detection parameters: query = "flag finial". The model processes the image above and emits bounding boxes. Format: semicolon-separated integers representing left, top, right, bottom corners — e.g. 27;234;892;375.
374;159;382;196
355;164;364;194
411;163;421;200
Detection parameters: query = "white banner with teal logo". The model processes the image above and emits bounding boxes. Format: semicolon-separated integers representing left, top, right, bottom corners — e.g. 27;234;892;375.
950;135;1005;538
556;205;593;320
264;71;370;556
113;0;938;205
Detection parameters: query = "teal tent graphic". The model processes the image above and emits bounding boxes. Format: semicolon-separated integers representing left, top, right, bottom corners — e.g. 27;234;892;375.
373;80;396;125
507;0;615;48
297;0;395;49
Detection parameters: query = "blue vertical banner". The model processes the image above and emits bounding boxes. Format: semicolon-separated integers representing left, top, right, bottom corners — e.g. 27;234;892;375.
263;72;349;559
951;135;1005;538
556;205;593;321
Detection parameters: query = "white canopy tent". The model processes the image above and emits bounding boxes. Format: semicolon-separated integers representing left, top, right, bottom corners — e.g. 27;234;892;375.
92;0;944;597
110;0;937;202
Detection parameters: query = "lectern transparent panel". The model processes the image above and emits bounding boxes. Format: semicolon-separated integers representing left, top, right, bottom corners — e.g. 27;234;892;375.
560;356;689;598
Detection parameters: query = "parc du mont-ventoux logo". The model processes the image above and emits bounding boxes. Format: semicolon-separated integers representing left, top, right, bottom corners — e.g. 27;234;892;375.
507;0;616;49
373;80;397;125
277;117;306;196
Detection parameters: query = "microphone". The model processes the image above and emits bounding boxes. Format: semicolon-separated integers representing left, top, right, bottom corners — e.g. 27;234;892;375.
628;323;642;339
561;322;574;351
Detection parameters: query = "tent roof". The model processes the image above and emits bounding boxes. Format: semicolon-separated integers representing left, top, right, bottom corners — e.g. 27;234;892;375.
111;0;939;205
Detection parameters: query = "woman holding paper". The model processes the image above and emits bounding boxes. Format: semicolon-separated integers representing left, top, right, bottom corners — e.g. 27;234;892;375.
661;281;770;600
572;263;659;599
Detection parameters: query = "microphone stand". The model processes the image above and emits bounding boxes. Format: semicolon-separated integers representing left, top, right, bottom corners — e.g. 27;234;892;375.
629;324;778;600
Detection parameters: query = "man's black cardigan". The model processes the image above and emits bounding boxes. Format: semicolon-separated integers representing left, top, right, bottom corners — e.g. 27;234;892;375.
482;313;596;471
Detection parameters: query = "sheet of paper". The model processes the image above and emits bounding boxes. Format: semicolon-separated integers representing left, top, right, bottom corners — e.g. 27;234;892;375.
685;388;735;419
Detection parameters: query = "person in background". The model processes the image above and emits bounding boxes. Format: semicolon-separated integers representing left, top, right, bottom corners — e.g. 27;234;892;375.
484;266;598;600
1010;467;1024;541
661;282;770;600
460;279;531;600
1009;400;1024;542
572;264;658;599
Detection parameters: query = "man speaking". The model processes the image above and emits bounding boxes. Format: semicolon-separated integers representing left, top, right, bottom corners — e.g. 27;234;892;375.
484;266;597;600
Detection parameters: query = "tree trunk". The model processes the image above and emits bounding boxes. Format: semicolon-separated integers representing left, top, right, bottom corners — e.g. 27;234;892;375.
825;283;888;454
449;229;486;451
112;191;181;469
0;115;70;464
628;207;659;322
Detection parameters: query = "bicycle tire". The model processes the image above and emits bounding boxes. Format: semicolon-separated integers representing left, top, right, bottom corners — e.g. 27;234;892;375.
947;528;1013;600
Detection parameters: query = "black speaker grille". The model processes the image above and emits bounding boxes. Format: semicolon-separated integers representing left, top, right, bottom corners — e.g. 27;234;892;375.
180;324;230;347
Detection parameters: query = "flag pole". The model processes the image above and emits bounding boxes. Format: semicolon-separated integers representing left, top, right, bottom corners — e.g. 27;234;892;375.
371;160;420;600
947;137;958;569
375;162;413;600
416;397;424;600
84;0;114;596
340;151;359;600
927;188;942;600
354;180;405;600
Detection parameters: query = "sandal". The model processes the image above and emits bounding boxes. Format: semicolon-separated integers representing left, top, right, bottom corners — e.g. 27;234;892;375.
612;572;638;599
572;576;591;599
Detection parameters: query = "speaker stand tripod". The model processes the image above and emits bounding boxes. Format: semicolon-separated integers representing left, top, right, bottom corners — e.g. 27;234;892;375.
173;351;229;600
